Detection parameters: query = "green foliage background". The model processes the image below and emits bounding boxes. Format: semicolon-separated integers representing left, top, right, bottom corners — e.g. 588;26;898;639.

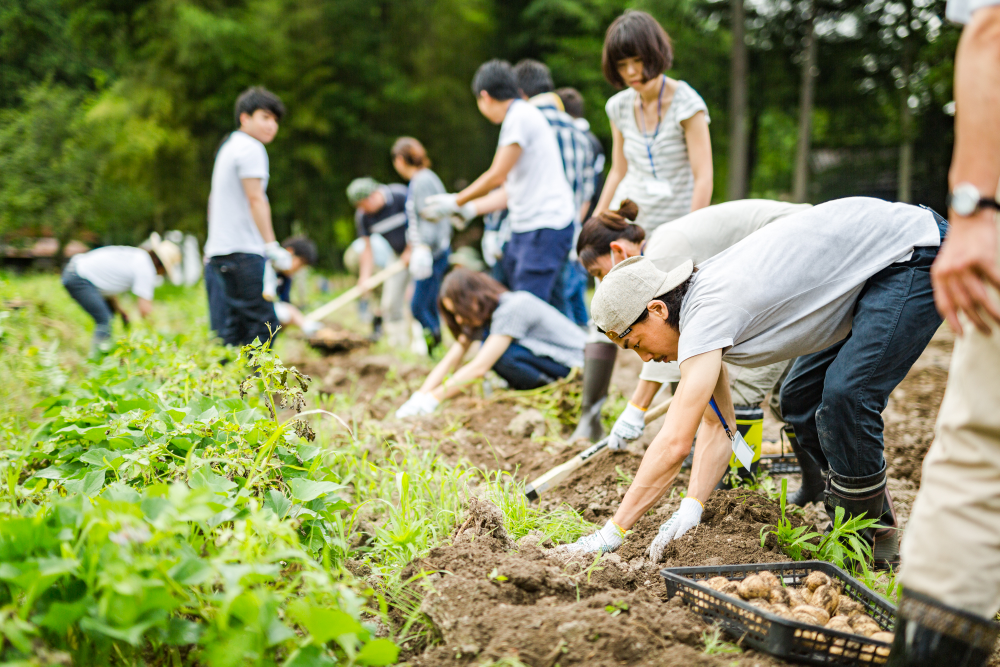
0;0;960;269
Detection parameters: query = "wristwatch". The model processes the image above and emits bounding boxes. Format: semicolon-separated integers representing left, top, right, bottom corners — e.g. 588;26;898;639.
947;183;1000;217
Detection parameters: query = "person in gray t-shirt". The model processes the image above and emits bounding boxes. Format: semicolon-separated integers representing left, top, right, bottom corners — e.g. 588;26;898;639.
395;268;585;418
565;197;945;571
391;137;451;350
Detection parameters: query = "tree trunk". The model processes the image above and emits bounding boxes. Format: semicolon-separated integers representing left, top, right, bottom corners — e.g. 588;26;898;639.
793;8;818;203
898;0;914;203
727;0;749;200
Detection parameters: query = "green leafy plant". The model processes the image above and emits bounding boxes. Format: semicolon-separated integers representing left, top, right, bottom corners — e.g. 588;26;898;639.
480;470;594;544
701;624;742;655
605;600;629;617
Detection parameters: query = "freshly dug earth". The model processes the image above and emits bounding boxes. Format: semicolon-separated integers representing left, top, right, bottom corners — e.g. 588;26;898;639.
402;496;790;667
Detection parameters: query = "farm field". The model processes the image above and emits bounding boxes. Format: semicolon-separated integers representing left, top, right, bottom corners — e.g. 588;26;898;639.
0;272;988;667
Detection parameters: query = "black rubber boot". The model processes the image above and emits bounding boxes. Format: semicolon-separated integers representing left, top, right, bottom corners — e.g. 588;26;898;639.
370;315;383;342
570;342;617;442
785;425;826;506
887;589;998;667
825;463;900;570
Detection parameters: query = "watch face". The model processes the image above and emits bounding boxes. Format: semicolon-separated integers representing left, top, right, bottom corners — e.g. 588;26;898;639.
951;184;981;216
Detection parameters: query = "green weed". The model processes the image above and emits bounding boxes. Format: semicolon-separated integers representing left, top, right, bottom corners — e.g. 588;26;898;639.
480;470;595;544
702;623;742;654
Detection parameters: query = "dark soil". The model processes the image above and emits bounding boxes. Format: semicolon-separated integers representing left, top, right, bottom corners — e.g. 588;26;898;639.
401;496;790;667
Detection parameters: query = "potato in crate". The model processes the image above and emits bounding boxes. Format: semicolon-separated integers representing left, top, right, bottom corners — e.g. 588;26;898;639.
661;561;895;665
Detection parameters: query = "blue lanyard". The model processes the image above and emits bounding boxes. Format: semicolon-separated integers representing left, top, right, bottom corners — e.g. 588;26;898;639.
638;75;667;179
708;398;735;441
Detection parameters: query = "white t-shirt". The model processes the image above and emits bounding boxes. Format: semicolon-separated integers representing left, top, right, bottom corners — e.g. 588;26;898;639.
677;197;941;368
205;131;270;258
74;247;157;300
605;81;710;232
645;200;813;273
946;0;1000;22
498;100;575;234
639;199;811;381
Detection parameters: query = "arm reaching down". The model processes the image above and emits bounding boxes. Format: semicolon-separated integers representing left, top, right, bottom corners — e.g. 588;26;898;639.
682;111;713;212
593;121;628;217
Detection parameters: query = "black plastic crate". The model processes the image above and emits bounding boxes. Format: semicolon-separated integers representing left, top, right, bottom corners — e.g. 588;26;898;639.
661;561;895;665
759;453;802;475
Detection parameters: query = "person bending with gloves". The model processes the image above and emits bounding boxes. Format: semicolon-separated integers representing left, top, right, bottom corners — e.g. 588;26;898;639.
564;197;945;570
575;197;814;493
396;268;585;418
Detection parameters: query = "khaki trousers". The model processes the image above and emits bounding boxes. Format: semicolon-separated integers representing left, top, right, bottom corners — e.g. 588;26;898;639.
900;220;1000;619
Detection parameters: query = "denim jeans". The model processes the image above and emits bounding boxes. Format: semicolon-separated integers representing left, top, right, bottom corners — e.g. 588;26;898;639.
204;260;227;338
411;249;450;335
207;253;278;347
500;223;573;305
550;259;590;327
62;264;112;347
780;217;946;478
492;342;572;390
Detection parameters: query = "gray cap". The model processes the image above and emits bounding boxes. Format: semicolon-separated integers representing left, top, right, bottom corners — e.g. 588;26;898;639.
346;177;382;205
592;256;694;338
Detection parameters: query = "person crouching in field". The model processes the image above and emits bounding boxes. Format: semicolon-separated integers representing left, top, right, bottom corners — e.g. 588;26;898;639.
564;197;946;570
266;236;321;336
576;198;811;489
395;268;585;418
62;235;182;354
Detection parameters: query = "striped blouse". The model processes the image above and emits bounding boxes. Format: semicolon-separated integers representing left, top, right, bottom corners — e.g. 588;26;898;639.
605;80;710;232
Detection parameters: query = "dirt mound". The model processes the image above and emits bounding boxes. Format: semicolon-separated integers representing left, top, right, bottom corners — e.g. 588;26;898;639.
403;498;790;666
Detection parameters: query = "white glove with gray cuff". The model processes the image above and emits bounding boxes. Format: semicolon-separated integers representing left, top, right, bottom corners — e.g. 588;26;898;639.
264;242;294;271
648;497;704;563
608;402;647;450
395;391;440;418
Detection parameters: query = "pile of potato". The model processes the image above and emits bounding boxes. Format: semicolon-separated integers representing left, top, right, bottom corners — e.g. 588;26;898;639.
704;570;894;645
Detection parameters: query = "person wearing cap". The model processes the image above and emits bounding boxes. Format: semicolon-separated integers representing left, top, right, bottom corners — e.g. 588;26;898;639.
575;197;813;490
62;236;181;354
562;197;946;571
348;177;412;347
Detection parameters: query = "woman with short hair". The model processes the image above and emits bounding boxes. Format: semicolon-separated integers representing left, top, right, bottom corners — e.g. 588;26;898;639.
395;268;586;417
595;10;713;229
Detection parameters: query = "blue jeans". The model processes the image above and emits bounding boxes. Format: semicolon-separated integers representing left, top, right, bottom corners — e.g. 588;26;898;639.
550;260;590;327
207;253;278;348
204;260;227;337
493;342;571;390
411;250;450;335
501;223;573;305
62;265;112;346
780;216;946;478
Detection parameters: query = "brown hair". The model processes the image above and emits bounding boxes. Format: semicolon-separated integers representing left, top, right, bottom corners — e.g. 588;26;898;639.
556;87;584;119
390;137;431;168
577;200;645;268
438;268;508;339
601;11;674;89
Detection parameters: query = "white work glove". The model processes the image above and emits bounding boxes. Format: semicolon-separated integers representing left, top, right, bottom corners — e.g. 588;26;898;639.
301;320;323;336
395;391;440;419
562;519;626;554
262;261;278;302
421;194;477;224
649;497;704;563
409;245;434;280
481;230;502;268
608;402;647;451
264;242;294;271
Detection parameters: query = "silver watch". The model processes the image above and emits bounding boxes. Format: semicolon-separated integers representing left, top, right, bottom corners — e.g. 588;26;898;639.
948;183;1000;217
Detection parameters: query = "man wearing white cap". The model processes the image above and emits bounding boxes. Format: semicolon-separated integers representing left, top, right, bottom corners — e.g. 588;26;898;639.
563;197;946;571
62;235;182;354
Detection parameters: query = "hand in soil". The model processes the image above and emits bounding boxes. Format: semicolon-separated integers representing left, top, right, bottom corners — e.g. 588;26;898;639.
395;390;439;418
649;497;704;563
561;518;625;553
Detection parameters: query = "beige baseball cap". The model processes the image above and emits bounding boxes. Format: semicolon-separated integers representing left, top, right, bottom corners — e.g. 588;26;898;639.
592;256;694;338
142;233;183;285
